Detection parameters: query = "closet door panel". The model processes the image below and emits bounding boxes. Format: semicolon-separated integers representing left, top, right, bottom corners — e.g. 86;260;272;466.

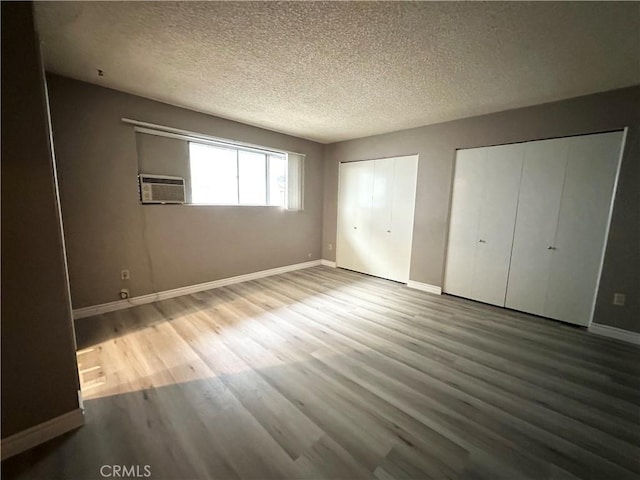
386;155;419;283
336;161;374;274
544;131;623;325
505;137;570;316
444;148;486;299
368;158;395;279
471;144;524;306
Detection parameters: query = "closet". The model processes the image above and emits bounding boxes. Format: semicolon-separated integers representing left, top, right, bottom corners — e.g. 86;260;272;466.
337;155;418;283
444;131;624;326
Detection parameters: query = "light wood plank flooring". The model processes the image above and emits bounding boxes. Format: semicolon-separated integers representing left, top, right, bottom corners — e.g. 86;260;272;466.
3;266;640;479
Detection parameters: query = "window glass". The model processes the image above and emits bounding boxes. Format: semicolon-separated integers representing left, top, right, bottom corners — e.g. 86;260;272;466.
189;141;292;207
268;155;287;206
189;143;238;204
238;151;267;205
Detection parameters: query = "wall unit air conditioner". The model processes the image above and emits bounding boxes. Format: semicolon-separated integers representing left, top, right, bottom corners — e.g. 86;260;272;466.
138;174;186;204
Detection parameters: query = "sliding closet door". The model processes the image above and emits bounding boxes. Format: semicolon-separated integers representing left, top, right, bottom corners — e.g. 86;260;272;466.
445;145;522;306
444;148;486;299
543;131;623;325
384;156;419;282
368;156;418;282
368;158;395;279
471;144;524;306
505;137;570;316
336;161;374;274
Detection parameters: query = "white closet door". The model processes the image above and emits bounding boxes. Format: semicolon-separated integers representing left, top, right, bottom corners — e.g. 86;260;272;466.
368;158;395;279
336;161;374;274
543;131;623;325
385;155;419;282
470;144;524;306
444;148;486;299
505;137;570;316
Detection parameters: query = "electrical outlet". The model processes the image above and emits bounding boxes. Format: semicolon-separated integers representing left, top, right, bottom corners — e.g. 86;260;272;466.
613;293;625;306
328;243;333;251
119;288;130;300
121;269;130;280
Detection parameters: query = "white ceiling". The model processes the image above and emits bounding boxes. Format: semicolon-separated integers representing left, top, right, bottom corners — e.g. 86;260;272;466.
34;1;640;144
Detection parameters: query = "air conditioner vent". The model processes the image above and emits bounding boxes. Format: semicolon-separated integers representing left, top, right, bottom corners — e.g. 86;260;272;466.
139;174;185;204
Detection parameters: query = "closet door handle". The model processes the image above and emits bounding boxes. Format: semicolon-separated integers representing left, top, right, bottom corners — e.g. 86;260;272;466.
478;239;486;243
387;230;391;233
547;246;556;250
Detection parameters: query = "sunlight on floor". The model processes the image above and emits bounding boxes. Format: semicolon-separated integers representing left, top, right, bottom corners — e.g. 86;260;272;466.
77;310;283;400
75;283;348;401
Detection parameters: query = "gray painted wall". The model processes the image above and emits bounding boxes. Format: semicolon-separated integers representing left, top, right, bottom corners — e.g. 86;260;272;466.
47;75;324;309
1;3;80;438
323;86;640;333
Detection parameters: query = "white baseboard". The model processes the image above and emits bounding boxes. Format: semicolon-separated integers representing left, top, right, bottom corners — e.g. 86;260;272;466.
588;323;640;345
406;280;442;295
73;260;322;320
320;259;337;268
1;408;84;460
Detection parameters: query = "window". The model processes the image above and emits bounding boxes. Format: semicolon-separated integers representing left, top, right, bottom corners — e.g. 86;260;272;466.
134;124;303;209
189;142;289;207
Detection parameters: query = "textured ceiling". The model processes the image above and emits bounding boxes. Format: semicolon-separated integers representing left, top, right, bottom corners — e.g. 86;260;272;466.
34;1;640;143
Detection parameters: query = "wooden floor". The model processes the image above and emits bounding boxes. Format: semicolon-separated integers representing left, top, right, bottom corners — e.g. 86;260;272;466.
3;266;640;480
